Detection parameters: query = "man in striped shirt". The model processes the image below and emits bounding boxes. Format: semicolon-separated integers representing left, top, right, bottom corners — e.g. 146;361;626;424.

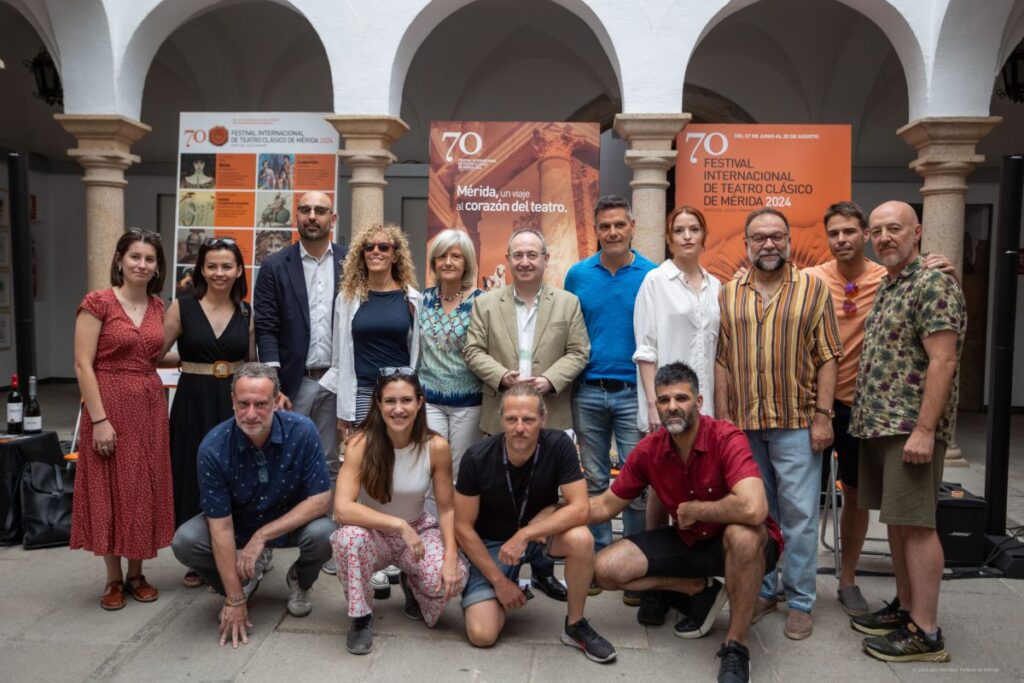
714;207;843;641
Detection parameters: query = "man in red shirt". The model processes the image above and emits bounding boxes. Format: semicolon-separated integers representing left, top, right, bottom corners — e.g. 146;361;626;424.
590;362;782;683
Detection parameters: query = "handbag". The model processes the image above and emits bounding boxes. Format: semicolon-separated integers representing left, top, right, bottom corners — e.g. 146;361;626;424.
19;461;73;549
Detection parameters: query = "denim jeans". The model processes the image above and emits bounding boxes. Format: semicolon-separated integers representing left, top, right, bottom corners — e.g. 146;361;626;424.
745;428;822;613
572;381;646;551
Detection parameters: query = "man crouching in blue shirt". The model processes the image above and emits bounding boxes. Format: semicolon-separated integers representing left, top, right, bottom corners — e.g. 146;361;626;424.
172;363;334;647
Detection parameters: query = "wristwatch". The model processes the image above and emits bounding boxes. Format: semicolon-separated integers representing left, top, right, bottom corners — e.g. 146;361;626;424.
815;406;836;419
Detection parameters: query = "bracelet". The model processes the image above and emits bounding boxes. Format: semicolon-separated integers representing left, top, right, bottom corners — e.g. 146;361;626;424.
224;595;247;607
92;417;108;426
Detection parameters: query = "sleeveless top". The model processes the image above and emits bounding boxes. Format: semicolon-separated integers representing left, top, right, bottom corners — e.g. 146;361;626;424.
358;442;432;523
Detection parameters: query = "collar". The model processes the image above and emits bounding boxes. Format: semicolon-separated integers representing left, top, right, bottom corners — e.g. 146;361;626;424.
652;416;708;462
740;261;797;288
593;249;638;272
883;254;923;286
299;240;333;263
512;283;545;305
663;259;708;284
233;411;285;453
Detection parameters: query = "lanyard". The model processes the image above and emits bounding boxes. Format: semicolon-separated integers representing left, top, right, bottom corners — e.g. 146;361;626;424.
502;437;541;530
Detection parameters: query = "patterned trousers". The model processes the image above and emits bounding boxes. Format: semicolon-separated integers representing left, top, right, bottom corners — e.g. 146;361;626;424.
331;513;468;627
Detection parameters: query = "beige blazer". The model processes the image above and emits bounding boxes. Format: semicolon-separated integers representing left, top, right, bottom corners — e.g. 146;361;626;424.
464;284;590;434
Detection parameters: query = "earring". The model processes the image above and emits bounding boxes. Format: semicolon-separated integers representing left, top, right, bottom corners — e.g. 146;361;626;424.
118;266;123;275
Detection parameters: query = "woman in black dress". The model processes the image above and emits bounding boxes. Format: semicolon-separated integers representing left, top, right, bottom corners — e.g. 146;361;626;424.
162;237;254;587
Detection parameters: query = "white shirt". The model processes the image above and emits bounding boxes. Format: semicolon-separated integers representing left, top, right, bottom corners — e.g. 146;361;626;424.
301;241;334;369
513;285;540;378
632;260;721;430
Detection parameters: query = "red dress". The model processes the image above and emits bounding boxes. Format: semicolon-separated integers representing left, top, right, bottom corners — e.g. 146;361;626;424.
70;288;175;559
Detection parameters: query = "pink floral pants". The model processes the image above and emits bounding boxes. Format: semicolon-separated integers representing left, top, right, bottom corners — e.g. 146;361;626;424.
330;513;468;627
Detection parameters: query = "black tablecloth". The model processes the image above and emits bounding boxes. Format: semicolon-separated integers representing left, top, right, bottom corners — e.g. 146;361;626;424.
0;432;64;545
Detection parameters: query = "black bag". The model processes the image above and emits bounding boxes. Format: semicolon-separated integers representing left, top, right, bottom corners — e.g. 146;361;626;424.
19;462;73;549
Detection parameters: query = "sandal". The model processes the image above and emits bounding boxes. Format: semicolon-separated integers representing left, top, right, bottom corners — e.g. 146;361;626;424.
100;580;127;611
182;570;205;589
125;574;160;603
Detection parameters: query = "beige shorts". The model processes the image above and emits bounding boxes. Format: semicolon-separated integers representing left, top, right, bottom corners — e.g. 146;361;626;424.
857;435;945;528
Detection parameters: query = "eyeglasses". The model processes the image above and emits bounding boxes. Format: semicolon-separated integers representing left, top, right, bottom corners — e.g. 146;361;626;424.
508;250;544;262
842;281;859;316
748;232;788;246
297;205;331;216
126;228;161;239
379;366;415;379
204;237;237;247
253;449;269;484
363;242;395;254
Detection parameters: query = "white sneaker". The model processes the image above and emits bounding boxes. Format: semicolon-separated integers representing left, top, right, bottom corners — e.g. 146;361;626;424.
322;558;338;575
371;570;391;599
260;547;274;573
242;549;270;599
384;565;401;584
286;563;312;617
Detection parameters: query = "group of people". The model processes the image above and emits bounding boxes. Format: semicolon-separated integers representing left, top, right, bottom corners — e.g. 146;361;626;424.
70;188;965;682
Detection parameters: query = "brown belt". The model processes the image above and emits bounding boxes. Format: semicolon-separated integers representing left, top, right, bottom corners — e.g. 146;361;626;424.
180;360;243;379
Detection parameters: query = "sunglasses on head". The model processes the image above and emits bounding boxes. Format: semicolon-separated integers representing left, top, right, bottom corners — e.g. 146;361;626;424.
378;366;416;382
126;228;160;240
363;242;394;254
204;237;237;248
297;205;331;216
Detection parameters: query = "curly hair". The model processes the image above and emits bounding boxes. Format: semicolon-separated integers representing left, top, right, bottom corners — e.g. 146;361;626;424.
340;223;417;301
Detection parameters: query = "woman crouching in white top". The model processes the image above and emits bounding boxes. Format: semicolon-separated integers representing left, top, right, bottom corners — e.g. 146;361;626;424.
331;368;468;655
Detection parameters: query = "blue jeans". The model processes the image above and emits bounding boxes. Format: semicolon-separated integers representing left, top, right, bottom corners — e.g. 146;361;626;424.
462;538;549;609
572;381;646;551
745;428;822;613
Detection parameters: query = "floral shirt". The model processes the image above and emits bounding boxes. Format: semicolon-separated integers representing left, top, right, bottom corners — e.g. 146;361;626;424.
417;287;483;407
849;256;966;444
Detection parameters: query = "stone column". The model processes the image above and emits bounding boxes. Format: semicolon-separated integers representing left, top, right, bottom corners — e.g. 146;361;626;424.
532;124;586;286
54;114;151;292
612;114;691;263
326;115;408;239
897;116;1001;466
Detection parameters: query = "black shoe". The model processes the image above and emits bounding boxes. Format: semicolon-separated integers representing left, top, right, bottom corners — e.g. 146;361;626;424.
851;597;910;636
674;579;728;639
531;575;568;602
622;589;642;607
637;590;670;626
399;572;423;621
346;614;373;655
561;617;617;663
862;621;950;663
716;639;750;683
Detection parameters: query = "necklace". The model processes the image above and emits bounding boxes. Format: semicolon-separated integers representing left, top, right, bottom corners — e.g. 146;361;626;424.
439;287;465;303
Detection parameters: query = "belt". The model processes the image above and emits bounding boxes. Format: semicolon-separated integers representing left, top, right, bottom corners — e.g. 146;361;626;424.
180;360;243;379
304;367;330;380
583;378;634;392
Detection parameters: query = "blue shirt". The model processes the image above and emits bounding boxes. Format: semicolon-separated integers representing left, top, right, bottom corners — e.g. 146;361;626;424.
564;250;656;383
417;287;483;407
198;411;331;547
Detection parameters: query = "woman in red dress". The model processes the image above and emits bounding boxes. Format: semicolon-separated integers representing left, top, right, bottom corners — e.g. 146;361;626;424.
72;229;175;610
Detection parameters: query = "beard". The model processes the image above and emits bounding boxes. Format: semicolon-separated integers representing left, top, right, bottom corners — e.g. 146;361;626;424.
661;410;693;435
753;251;786;272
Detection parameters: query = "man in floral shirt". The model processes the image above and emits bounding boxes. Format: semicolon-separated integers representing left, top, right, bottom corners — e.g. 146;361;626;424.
849;201;965;664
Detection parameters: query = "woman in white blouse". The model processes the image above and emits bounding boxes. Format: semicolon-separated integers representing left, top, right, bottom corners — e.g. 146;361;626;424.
632;205;721;431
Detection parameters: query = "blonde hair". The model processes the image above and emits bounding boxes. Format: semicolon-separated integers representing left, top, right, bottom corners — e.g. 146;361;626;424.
427;229;477;291
340;223;417;301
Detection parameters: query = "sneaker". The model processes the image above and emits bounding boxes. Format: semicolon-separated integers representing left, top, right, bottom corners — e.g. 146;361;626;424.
837;585;869;616
242;549;270;600
586;580;603;597
851;597;910;636
285;563;312;617
750;595;777;624
862;621;951;663
260;547;274;573
346;614;374;655
716;639;751;683
637;590;670;626
371;570;392;600
321;558;337;575
622;589;642;607
384;564;401;585
674;578;728;639
784;608;813;640
399;572;423;621
561;617;617;663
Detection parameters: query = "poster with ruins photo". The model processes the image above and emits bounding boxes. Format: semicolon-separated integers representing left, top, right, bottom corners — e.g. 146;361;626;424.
428;121;600;289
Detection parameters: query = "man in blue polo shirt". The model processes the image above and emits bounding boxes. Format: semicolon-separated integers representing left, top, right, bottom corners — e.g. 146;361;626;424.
564;194;656;604
172;363;334;648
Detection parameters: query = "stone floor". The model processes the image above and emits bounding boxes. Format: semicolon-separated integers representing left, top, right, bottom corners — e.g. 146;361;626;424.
1;384;1022;682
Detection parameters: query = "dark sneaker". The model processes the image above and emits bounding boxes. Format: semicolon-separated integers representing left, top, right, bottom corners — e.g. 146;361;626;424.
716;639;751;683
622;589;642;607
674;578;728;639
532;575;569;601
863;621;951;663
384;564;401;585
399;572;423;621
346;614;374;655
561;617;617;663
851;597;910;636
637;590;670;626
371;570;392;600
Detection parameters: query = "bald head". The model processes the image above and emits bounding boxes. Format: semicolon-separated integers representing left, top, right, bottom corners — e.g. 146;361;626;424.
295;191;336;244
869;201;918;227
868;200;921;274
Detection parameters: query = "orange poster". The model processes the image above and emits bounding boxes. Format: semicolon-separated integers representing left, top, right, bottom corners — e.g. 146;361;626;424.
675;124;851;282
428;121;600;289
214;192;256;227
293;155;335;190
215;154;257;189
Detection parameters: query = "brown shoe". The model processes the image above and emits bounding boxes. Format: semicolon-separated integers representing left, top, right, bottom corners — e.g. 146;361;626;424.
784;609;813;640
100;581;127;610
750;596;777;624
125;575;159;603
182;570;205;589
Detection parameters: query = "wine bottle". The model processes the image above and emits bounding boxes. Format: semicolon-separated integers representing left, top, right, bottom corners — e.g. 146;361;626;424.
24;376;42;435
6;374;23;435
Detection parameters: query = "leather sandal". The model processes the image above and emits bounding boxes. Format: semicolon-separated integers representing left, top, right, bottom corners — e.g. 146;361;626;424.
125;574;160;603
100;580;127;611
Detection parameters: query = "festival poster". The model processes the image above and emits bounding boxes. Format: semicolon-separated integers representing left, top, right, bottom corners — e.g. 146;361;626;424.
428;121;601;289
173;113;339;301
675;124;851;282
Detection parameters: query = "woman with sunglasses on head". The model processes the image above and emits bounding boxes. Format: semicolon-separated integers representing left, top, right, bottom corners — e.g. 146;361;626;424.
331;370;468;654
72;229;175;611
162;237;255;588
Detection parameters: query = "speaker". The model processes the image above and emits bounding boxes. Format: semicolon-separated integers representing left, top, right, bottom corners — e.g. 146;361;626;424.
985;535;1024;579
936;482;987;567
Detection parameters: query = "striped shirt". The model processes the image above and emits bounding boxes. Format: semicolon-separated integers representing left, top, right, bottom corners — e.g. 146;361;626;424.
716;263;843;430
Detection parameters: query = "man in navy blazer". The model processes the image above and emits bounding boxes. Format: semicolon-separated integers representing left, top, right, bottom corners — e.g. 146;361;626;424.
254;190;347;471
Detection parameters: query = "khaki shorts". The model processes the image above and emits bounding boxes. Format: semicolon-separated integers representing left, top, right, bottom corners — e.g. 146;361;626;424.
858;435;945;528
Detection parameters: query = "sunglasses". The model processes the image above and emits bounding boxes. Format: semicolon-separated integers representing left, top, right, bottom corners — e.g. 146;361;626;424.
363;242;395;254
204;237;237;247
297;205;331;216
254;449;269;484
842;281;859;316
378;366;416;382
126;228;161;240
